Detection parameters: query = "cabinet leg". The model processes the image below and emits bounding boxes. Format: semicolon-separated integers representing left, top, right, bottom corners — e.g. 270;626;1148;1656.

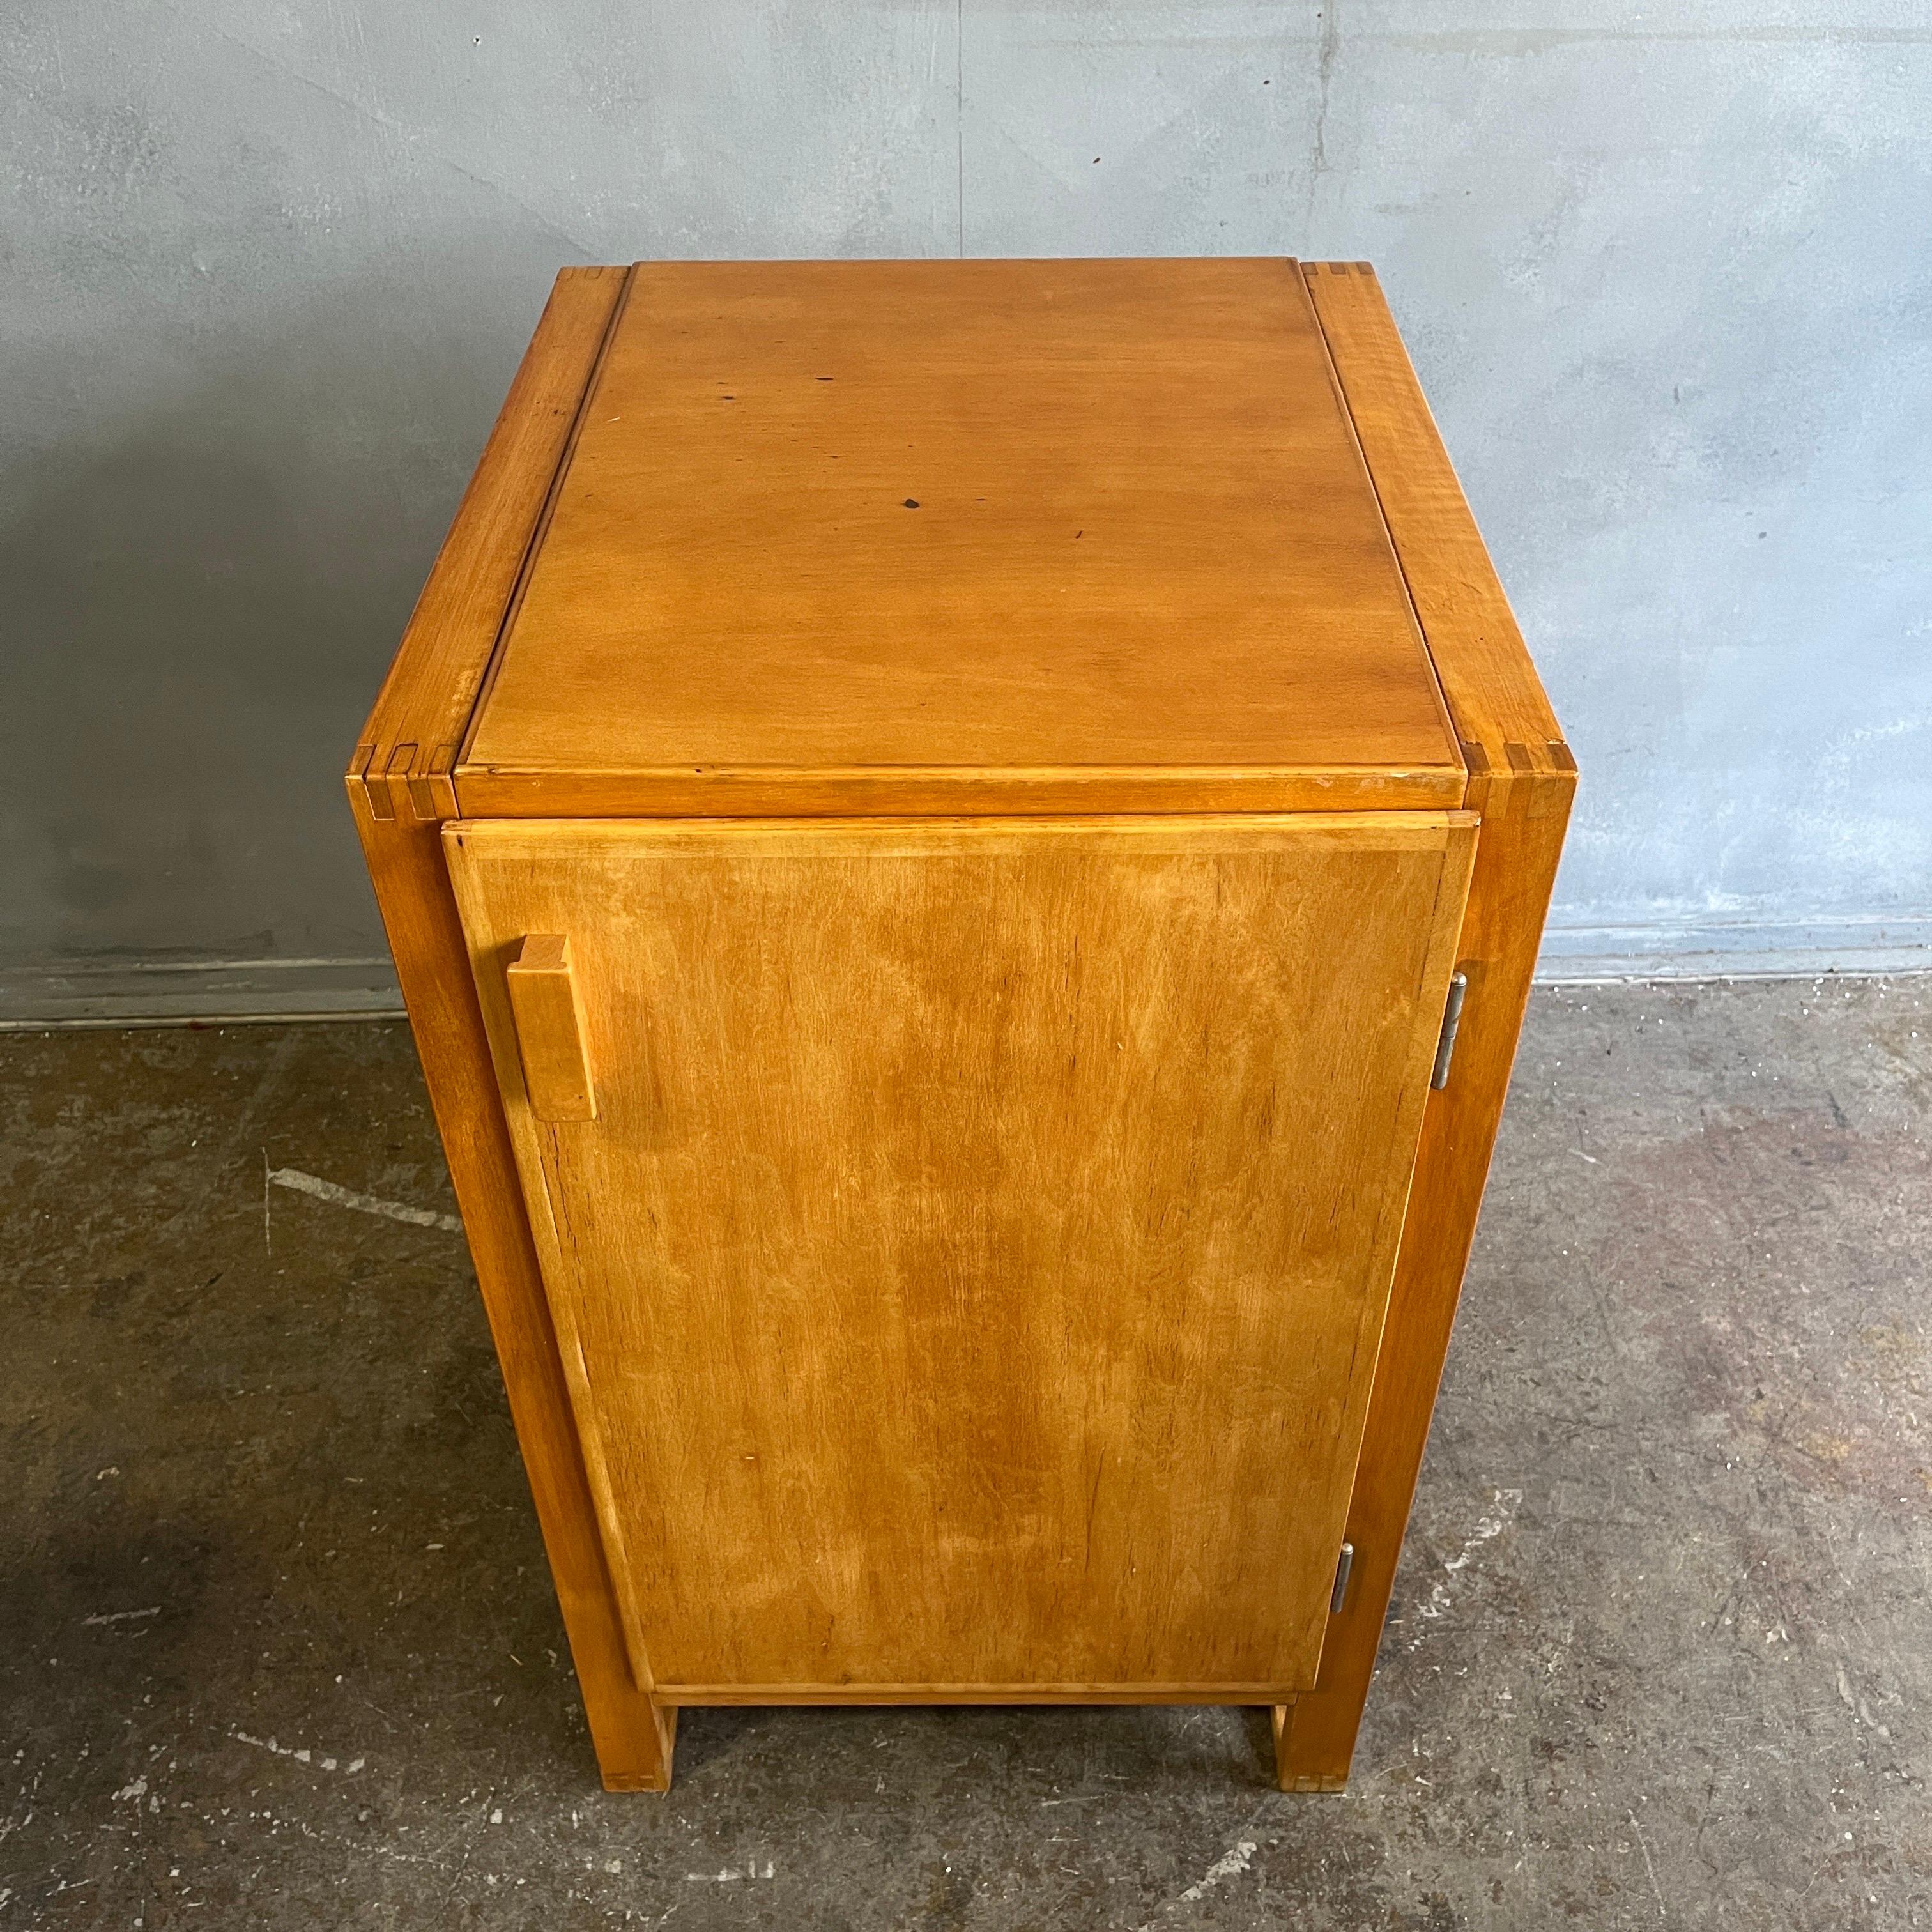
1272;1695;1358;1793
595;1700;677;1793
1271;1704;1346;1793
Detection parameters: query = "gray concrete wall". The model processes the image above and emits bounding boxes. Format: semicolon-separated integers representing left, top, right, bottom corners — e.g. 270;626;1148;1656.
5;3;1928;1021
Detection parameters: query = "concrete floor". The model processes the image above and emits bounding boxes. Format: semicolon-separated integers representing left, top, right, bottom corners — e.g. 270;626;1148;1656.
1;978;1928;1929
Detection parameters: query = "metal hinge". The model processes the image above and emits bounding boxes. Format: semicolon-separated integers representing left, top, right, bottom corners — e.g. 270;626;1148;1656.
1430;970;1469;1091
1330;1541;1355;1615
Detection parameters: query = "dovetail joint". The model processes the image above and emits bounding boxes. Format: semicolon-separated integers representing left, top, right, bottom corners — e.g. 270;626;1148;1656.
349;740;463;823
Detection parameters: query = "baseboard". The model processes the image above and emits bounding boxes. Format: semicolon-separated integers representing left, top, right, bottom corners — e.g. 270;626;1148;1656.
0;957;405;1030
1536;915;1932;984
1;919;1928;1029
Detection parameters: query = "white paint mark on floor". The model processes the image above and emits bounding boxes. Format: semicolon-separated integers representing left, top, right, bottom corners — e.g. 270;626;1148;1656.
1837;1664;1893;1738
112;1777;148;1804
1443;1490;1522;1573
686;1863;776;1881
231;1729;364;1774
82;1607;160;1627
267;1167;461;1234
1179;1841;1257;1903
1412;1488;1524;1644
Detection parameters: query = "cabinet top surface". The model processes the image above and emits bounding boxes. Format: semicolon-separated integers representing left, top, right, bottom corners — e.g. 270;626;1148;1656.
459;258;1464;804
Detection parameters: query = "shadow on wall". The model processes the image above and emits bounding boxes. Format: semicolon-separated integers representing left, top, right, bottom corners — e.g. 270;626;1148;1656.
0;257;565;996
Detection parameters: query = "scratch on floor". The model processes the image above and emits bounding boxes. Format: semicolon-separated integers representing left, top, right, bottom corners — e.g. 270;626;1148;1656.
267;1167;461;1234
1628;1807;1667;1919
82;1607;160;1627
685;1863;776;1881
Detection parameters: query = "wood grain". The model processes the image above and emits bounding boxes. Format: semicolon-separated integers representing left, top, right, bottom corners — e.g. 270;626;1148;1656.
446;812;1475;1695
506;934;597;1122
457;258;1463;816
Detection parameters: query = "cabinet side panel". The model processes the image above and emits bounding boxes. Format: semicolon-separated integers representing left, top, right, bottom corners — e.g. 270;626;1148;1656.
348;795;672;1791
1301;263;1569;779
1276;767;1574;1790
350;265;630;823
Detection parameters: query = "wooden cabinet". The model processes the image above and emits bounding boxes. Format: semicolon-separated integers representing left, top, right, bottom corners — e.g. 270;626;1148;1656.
349;259;1573;1793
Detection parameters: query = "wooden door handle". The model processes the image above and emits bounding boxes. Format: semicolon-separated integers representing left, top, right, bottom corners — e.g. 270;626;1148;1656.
506;934;597;1121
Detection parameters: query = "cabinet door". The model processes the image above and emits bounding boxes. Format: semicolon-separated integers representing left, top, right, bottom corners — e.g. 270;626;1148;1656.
445;813;1475;1698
